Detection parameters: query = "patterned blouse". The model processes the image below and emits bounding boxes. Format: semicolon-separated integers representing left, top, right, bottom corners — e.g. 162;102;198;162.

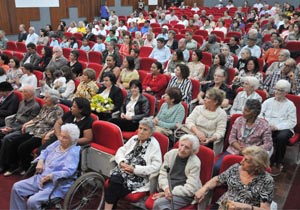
217;164;274;207
74;80;99;101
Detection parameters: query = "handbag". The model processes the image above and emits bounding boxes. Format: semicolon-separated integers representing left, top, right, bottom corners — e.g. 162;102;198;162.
174;123;193;140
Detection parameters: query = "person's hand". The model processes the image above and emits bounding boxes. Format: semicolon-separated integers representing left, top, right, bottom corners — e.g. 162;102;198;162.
153;117;159;125
120;162;134;174
39;80;45;86
287;71;295;81
40;174;52;187
195;130;206;143
194;188;206;203
164;187;172;200
146;87;151;92
36;159;44;174
198;98;205;105
124;115;132;120
152;192;165;200
270;125;278;131
120;113;126;119
21;124;27;134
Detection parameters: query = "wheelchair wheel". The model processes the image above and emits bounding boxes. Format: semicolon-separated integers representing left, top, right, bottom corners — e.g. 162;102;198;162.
63;172;105;210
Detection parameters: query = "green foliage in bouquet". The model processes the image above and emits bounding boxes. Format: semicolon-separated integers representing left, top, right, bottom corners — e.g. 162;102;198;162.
90;94;114;113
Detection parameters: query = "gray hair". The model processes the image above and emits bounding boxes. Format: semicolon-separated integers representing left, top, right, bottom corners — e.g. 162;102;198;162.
242;48;252;56
44;90;60;104
275;79;291;93
179;134;200;153
281;49;290;58
61;123;80;145
139;117;155;134
242;146;269;174
242;76;260;90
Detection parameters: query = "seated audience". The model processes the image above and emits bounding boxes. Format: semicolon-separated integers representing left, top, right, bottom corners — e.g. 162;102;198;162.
10;124;81;210
214;99;273;175
15;63;37;90
195;146;274;210
7;57;23;89
203;53;228;84
46;46;67;71
187;50;206;81
200;34;221;56
0;82;19;127
67;50;83;78
36;46;52;72
109;80;149;132
117;56;139;89
99;55;121;83
143;62;168;99
152;134;201;209
261;80;297;176
187;88;227;155
167;64;192;104
20;43;41;67
102;41;122;67
149;38;172;66
230;77;262;115
104;117;162;210
153;87;185;136
95;72;123;121
164;49;185;76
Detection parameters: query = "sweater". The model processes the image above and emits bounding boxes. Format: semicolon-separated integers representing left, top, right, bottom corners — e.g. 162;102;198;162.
156;102;185;129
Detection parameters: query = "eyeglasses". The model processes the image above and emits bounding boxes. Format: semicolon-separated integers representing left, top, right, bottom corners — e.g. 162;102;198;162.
274;88;285;92
284;63;292;67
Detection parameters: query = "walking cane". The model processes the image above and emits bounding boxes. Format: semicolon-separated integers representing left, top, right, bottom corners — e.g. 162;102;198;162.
165;166;175;210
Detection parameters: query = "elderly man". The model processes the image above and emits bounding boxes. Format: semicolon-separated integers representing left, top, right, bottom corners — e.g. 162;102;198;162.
149;38;171;66
25;26;39;45
178;38;190;62
153;134;201;210
0;82;19;127
21;42;41;67
46;46;67;70
238;33;261;59
0;30;8;50
263;58;297;97
0;86;40;173
185;32;197;51
261;80;296;176
265;49;290;76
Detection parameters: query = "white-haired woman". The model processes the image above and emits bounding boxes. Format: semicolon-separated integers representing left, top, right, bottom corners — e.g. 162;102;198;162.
104;117;162;210
152;134;201;210
261;80;297;176
230;76;262;115
10;123;81;210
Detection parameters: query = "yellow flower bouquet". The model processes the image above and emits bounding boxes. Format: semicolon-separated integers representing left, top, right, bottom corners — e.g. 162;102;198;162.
90;94;114;113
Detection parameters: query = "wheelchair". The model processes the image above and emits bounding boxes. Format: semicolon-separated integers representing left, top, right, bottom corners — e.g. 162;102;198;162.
27;144;115;210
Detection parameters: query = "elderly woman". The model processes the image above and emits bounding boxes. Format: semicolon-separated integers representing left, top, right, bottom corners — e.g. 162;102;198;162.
220;44;234;69
153;87;185;136
214;99;273;175
197;69;233;109
195;146;274;210
231;77;262;115
187;50;206;81
152;134;201;210
260;80;297;176
10;124;81;210
142;62;168;99
104;117;162;210
109;80;149;132
167;64;192;104
95;72;123;121
187;88;227;155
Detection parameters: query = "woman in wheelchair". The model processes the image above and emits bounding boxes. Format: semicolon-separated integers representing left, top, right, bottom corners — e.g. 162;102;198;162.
10;123;81;210
104;117;162;210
